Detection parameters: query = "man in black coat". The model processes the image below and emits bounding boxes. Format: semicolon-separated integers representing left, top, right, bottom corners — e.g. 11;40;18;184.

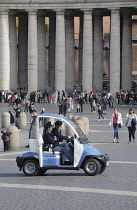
79;95;85;112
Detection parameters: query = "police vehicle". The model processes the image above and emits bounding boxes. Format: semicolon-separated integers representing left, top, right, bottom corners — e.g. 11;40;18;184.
16;114;109;176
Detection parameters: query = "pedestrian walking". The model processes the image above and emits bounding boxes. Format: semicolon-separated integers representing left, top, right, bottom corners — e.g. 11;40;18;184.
91;100;96;114
14;104;22;130
58;101;63;114
67;96;73;113
97;101;105;120
8;110;15;124
126;108;137;143
109;108;123;143
24;100;30;112
79;95;84;113
63;99;69;116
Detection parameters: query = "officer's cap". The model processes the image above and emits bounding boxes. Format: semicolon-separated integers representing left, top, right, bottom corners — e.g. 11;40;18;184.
55;121;62;126
44;122;53;129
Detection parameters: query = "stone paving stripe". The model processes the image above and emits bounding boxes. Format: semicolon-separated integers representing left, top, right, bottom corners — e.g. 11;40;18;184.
0;151;27;157
0;183;137;197
89;130;127;132
110;161;137;164
0;159;15;161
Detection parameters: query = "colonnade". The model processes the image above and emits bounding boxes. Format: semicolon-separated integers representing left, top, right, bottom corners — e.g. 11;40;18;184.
0;8;134;93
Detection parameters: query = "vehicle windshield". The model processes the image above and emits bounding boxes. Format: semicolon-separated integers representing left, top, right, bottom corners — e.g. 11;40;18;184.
66;119;89;144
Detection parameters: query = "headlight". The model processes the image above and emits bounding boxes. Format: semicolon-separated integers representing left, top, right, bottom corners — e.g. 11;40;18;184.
97;155;104;159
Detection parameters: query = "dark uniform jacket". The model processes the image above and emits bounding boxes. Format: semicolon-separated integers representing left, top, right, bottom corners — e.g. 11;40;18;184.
43;131;56;145
52;128;69;143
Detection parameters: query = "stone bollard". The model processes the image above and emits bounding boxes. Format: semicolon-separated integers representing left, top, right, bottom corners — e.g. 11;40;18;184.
7;126;19;151
57;115;66;134
78;116;89;137
1;112;10;128
72;115;79;122
66;121;74;136
74;119;85;133
66;115;74;136
68;115;73;120
48;117;54;125
19;112;27;129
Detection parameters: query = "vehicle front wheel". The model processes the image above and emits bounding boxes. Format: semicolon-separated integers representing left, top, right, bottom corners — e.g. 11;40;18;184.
83;158;101;176
99;166;106;174
23;159;39;176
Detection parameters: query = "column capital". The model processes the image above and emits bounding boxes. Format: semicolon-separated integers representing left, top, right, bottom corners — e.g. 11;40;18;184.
0;10;9;15
55;9;65;15
82;9;93;15
27;9;37;15
109;8;120;14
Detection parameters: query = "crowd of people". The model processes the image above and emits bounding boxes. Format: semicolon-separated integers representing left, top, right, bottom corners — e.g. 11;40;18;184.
1;89;137;151
0;89;137;106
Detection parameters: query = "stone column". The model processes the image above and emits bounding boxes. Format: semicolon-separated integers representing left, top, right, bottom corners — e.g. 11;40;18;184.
110;9;120;94
79;15;83;88
49;14;56;89
121;10;132;91
65;12;75;93
9;11;18;90
93;11;103;91
82;10;93;92
18;14;28;90
28;10;38;92
0;10;10;90
37;15;46;90
55;10;65;92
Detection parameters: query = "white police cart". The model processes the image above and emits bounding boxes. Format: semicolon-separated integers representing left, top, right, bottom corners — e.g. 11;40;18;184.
16;114;109;176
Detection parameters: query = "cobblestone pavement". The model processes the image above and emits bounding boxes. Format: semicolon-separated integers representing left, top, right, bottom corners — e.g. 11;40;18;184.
0;103;137;210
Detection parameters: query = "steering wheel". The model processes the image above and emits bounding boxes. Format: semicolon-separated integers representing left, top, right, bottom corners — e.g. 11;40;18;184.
67;136;74;144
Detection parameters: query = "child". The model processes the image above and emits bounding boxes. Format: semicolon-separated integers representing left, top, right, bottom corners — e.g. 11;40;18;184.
1;130;11;152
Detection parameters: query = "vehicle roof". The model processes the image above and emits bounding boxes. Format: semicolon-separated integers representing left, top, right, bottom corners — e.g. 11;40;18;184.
33;113;68;120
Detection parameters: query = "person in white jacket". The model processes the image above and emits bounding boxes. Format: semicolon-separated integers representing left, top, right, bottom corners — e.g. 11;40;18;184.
109;108;123;143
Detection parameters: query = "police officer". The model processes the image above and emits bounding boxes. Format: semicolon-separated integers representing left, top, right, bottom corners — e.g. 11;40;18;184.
52;121;74;163
43;122;57;145
52;121;69;143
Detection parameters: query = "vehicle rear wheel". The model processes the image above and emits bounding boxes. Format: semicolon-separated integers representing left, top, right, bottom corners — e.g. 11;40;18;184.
83;158;101;176
23;159;39;176
37;169;47;176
